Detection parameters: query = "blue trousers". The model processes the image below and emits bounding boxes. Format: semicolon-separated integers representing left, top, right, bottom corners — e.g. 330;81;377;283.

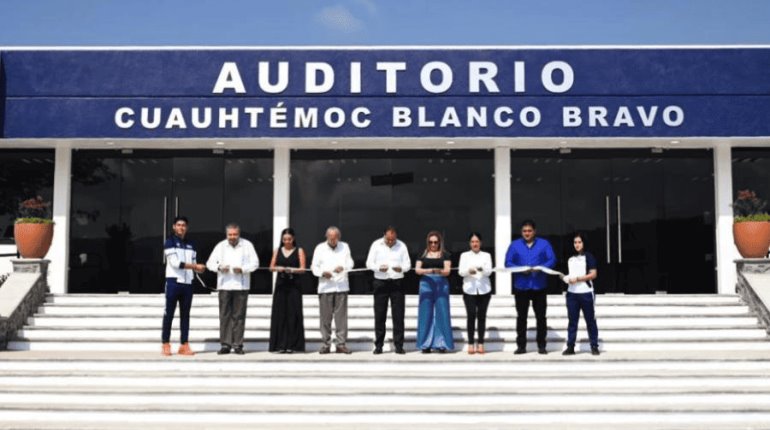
566;291;599;348
161;279;193;343
417;275;454;351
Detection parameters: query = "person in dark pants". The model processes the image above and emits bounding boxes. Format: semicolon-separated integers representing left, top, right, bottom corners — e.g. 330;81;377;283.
269;228;306;353
458;232;493;355
161;216;206;357
562;232;600;356
505;219;556;355
366;226;411;355
206;223;260;355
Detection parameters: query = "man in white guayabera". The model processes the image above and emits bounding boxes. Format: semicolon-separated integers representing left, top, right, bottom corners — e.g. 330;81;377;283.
206;223;259;355
311;226;354;354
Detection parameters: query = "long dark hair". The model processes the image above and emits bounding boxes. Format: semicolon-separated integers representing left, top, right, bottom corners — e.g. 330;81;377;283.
278;228;298;249
572;231;587;254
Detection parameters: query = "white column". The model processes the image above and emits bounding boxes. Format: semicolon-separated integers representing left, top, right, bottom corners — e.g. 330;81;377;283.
272;147;291;291
494;146;512;296
47;145;72;294
714;143;738;294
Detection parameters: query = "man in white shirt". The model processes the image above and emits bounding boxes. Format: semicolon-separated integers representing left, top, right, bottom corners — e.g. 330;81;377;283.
311;226;354;354
365;226;411;355
206;223;259;355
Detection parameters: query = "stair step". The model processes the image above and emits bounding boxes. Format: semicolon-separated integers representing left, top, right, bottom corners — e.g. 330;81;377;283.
15;327;769;342
2;375;770;394
44;294;744;306
9;340;770;352
25;316;762;330
2;392;770;413
2;410;770;430
33;306;754;317
2;359;769;375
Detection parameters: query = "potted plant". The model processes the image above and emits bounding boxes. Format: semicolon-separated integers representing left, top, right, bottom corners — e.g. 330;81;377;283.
14;196;55;259
732;189;770;258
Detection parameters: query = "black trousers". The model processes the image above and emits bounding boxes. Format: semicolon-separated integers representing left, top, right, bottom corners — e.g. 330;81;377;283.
373;278;405;348
514;288;548;349
463;293;491;344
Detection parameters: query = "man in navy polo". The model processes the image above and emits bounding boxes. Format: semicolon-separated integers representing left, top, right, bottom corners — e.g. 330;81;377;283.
505;219;556;355
161;216;206;356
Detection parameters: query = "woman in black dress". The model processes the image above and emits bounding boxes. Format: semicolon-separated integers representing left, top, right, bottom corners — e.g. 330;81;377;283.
269;228;306;353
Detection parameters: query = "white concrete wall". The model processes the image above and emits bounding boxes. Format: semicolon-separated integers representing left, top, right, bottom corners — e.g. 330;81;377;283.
714;143;739;294
272;147;291;291
0;244;17;276
46;146;72;294
494;146;512;295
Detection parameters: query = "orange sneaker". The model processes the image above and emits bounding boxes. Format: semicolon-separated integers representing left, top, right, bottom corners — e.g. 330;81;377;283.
477;344;485;355
467;344;476;355
161;343;172;356
178;343;195;356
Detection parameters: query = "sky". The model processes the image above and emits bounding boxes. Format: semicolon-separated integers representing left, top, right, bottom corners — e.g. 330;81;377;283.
1;0;770;46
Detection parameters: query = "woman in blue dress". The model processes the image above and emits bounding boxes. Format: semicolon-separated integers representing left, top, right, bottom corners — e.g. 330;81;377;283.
415;231;454;353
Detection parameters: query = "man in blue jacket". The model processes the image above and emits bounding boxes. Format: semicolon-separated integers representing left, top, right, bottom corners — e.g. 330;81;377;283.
505;219;556;355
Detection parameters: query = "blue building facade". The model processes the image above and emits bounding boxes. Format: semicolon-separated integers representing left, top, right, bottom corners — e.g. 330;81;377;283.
0;47;767;295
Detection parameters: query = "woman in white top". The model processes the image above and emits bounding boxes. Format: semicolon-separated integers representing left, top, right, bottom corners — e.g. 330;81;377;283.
561;232;600;356
458;232;494;354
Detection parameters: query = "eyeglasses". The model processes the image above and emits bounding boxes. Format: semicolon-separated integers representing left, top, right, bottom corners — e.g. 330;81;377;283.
428;240;439;244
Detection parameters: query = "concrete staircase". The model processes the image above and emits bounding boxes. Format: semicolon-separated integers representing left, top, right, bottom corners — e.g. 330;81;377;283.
1;293;769;429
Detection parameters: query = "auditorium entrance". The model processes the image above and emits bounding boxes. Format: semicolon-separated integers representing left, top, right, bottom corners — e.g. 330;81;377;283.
68;150;274;294
511;148;716;294
290;149;495;294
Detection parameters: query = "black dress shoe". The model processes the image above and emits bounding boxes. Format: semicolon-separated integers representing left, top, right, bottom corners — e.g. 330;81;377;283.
562;346;576;356
233;346;245;355
285;349;293;354
438;348;447;354
217;346;231;355
538;347;548;355
373;346;383;355
421;348;432;354
395;346;406;355
319;345;331;354
514;347;527;355
591;346;601;356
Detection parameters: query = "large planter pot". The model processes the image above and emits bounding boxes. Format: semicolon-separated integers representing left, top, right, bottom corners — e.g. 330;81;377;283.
733;221;770;258
14;222;54;259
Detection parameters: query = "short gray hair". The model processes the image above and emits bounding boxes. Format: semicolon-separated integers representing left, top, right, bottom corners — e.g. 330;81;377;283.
225;222;240;232
325;226;341;238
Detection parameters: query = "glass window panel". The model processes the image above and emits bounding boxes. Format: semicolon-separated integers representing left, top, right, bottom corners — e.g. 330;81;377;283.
223;152;274;294
69;152;122;293
0;150;55;242
291;150;494;294
69;150;273;293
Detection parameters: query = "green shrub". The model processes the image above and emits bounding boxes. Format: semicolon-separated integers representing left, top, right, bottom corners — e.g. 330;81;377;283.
734;213;770;223
15;217;55;224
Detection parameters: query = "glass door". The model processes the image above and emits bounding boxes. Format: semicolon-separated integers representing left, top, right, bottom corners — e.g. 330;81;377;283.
70;150;273;294
560;156;615;292
223;155;274;294
171;157;224;294
121;156;173;293
291;150;494;294
511;149;715;294
610;156;665;294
